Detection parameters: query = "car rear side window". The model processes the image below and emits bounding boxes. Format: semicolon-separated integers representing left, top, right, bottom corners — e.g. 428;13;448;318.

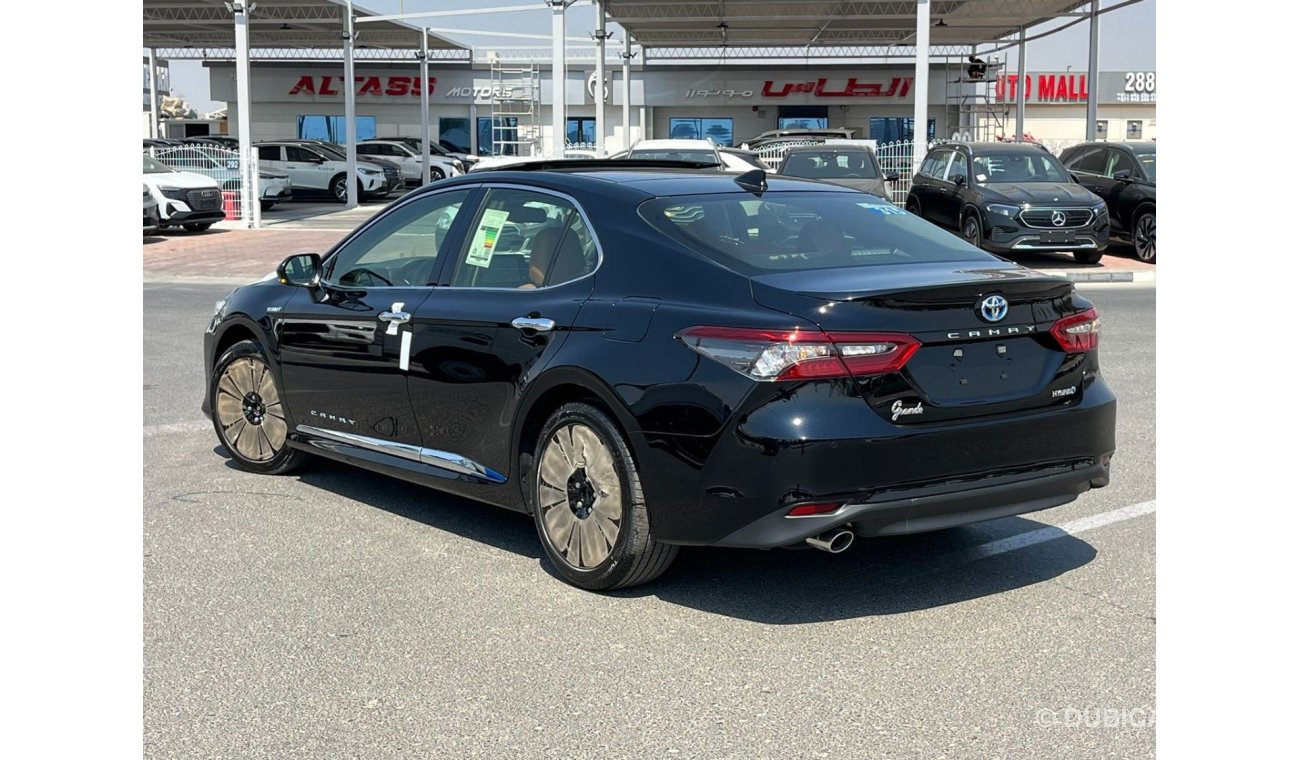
1106;150;1139;179
641;192;994;275
256;145;282;162
449;189;598;289
1066;147;1107;175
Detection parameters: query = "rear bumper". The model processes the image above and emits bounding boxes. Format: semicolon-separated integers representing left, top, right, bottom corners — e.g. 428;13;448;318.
638;375;1117;547
715;458;1109;548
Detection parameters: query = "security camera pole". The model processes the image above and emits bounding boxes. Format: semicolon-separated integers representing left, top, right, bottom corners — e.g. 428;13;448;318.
343;0;358;208
548;1;572;158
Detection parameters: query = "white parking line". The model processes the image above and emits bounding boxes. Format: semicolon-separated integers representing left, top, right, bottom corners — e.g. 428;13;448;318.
959;499;1156;563
143;420;210;437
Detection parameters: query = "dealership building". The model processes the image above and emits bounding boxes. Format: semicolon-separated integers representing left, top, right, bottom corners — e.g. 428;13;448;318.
205;60;1155;154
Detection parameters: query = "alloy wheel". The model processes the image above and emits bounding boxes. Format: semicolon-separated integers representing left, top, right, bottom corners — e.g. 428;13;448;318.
536;423;623;570
963;216;981;246
332;176;348;201
1134;214;1156;262
214;356;287;462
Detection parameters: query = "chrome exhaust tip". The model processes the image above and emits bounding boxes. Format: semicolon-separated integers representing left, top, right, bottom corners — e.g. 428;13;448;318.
805;529;855;554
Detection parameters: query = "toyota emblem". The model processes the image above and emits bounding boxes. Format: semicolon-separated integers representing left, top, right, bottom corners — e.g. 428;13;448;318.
1050;210;1067;227
978;294;1008;323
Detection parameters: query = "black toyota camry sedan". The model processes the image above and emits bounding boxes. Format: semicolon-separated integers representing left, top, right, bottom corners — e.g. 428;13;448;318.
907;142;1110;265
203;162;1116;590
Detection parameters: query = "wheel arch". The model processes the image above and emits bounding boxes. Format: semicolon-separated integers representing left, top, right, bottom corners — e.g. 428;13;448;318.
211;316;275;371
512;367;642;514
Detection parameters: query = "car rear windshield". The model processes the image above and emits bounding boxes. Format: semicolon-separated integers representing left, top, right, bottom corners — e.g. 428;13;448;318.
628;149;720;164
640;192;996;275
781;151;879;179
971;151;1070;183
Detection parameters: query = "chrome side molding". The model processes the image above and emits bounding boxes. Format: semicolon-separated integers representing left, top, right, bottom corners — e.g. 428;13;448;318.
296;425;507;484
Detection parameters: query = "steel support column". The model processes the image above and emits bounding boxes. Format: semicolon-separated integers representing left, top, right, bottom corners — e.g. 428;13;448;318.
343;0;358;207
912;0;930;174
622;35;632;148
1016;25;1027;141
1085;0;1100;140
594;1;607;154
233;5;257;228
147;48;159;139
550;1;567;157
419;30;431;184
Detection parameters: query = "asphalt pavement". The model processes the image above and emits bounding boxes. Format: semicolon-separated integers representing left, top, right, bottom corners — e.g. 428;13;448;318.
144;282;1156;759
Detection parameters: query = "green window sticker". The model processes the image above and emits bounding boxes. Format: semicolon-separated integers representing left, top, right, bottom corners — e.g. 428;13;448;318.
465;208;511;268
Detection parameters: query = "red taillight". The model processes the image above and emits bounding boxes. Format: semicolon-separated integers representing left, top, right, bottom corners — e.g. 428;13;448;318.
1050;308;1101;353
787;502;843;517
677;326;919;381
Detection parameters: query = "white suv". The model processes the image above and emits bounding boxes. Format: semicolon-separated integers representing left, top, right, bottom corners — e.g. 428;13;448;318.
255;142;389;202
357;139;462;184
142;154;226;232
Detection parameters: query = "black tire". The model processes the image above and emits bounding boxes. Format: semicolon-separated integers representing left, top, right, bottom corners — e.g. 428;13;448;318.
260;200;276;212
183;222;213;232
529;402;678;591
209;340;306;475
961;211;983;249
429;168;445;182
904;198;921;216
1073;248;1104;265
330;173;349;203
1132;211;1156;263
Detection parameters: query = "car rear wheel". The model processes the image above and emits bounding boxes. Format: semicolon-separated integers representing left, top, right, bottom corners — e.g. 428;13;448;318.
260;201;276;212
183;222;213;232
1133;212;1156;263
429;168;445;181
904;198;921;216
961;212;983;249
210;340;306;475
531;402;677;590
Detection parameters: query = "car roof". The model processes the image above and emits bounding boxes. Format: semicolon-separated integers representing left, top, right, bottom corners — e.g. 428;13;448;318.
630;139;718;150
421;167;855;202
1067;140;1155;154
783;143;874;154
946;142;1050;156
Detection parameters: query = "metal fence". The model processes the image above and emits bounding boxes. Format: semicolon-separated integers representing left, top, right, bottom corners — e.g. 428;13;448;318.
145;144;259;225
752;140;823;170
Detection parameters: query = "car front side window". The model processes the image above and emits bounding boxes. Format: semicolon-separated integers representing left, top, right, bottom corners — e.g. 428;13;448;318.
325;190;471;288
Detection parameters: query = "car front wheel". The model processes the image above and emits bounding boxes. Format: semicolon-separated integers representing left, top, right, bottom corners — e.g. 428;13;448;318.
961;212;983;248
531;402;677;591
210;339;306;475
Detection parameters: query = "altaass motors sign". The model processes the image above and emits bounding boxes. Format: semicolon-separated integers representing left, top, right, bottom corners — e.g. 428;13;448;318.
995;71;1156;104
285;74;520;100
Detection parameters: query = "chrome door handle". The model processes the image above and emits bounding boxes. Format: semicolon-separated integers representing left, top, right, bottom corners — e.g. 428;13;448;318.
511;317;555;333
378;310;410;324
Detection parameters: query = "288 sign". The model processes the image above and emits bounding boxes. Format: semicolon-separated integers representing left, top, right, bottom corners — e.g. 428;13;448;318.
1124;72;1156;93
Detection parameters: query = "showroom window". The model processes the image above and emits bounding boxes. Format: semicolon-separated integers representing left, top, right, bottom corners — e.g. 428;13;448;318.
868;117;936;143
777;105;828;131
1126;120;1143;139
1096;120;1109;140
297;115;376;142
439;117;473;154
566;117;596;145
667;117;734;146
477;117;519;156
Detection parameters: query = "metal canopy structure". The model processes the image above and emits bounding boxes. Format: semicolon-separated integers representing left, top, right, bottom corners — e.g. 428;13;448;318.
604;0;1095;57
143;0;469;59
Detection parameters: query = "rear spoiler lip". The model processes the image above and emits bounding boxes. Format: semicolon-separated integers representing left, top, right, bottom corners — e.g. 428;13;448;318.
752;265;1072;303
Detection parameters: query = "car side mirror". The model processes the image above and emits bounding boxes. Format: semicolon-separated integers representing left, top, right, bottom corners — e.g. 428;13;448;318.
1114;169;1133;181
952;175;966;187
886;171;900;182
277;253;322;287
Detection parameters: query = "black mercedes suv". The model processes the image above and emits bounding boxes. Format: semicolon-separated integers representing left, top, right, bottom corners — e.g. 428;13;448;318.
907;142;1110;264
203;162;1116;591
1059;141;1156;263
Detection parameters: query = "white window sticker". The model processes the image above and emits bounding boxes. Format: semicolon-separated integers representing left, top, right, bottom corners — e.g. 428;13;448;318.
465;208;511;268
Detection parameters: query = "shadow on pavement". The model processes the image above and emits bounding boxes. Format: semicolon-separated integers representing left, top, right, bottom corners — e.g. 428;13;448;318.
221;448;1096;622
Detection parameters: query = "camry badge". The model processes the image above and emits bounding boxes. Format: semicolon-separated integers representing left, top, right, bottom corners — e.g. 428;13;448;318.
1051;210;1067;227
978;294;1009;323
